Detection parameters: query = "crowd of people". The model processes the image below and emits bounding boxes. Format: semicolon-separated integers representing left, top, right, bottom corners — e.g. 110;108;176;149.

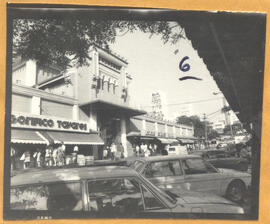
11;144;81;170
102;143;125;160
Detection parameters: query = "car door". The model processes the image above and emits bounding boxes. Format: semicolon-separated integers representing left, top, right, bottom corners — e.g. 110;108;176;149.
143;160;185;193
181;158;222;195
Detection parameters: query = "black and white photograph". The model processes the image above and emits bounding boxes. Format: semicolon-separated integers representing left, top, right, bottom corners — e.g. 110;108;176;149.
3;4;266;220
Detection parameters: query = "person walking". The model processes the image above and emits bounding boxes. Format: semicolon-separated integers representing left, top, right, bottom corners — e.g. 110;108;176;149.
10;147;16;170
36;150;42;167
57;144;65;166
135;145;140;157
103;147;108;159
110;143;117;160
119;143;125;159
45;147;52;167
21;150;31;169
52;147;58;166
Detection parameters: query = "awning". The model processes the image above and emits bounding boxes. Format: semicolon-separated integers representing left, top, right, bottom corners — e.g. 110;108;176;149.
43;131;104;145
177;138;195;144
11;129;48;144
127;132;156;140
167;138;179;144
127;131;141;137
157;138;175;144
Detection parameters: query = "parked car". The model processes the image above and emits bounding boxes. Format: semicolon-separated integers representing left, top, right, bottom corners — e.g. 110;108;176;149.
10;165;244;217
130;155;251;203
191;149;249;171
166;145;188;156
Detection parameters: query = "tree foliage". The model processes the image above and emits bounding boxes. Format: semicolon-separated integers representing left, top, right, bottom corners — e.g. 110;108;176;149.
176;115;204;138
176;115;219;139
13;19;184;69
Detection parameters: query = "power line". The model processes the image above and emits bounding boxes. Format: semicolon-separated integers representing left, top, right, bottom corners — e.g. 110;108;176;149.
140;97;223;108
207;109;222;117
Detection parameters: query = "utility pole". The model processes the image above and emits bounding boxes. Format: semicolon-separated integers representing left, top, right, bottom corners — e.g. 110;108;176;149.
228;111;234;137
213;92;234;137
203;113;207;146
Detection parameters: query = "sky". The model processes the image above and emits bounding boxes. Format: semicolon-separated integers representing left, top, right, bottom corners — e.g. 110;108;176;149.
109;25;229;122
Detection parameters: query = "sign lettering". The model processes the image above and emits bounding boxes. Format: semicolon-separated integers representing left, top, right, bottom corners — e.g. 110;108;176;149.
11;113;89;133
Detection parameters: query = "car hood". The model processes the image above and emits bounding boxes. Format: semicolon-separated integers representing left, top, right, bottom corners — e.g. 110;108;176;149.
174;190;235;205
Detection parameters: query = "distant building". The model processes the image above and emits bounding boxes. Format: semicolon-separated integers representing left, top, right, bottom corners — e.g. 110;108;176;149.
212;120;226;134
150;91;168;120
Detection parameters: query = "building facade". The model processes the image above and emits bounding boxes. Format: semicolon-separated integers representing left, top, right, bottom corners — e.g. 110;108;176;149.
11;45;194;168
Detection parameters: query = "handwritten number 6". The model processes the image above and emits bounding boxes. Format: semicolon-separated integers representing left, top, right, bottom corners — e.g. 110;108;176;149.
179;56;190;72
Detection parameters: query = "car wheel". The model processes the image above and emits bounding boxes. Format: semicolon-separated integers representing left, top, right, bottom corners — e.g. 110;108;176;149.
226;181;246;203
238;162;248;172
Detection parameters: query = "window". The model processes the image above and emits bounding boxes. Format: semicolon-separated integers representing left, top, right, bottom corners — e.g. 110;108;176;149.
182;158;217;175
10;182;82;211
141;185;165;210
144;160;182;178
87;178;143;214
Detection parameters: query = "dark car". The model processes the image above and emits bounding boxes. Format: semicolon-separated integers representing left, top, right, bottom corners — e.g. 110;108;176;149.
10;166;244;217
191;149;249;172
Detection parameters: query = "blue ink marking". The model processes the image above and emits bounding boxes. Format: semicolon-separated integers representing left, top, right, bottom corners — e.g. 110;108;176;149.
179;56;203;81
179;56;190;72
179;76;202;81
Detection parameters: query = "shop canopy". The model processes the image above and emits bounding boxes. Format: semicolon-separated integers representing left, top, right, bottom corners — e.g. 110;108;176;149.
127;132;156;140
40;131;104;145
157;138;177;144
11;129;48;144
177;138;194;144
80;99;146;117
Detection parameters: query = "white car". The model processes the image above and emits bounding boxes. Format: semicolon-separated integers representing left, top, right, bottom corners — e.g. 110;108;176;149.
130;155;251;203
166;145;188;156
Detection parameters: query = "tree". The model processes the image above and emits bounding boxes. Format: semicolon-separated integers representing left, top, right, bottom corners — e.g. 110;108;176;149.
176;115;206;138
207;129;220;140
13;19;184;70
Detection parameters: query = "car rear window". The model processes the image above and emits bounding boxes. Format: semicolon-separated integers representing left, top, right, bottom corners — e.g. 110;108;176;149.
10;182;82;211
182;158;217;174
145;160;183;178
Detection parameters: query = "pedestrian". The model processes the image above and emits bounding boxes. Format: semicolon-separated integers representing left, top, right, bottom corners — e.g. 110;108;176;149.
45;146;52;167
10;147;16;170
35;149;42;168
135;145;140;157
21;150;31;169
119;143;125;158
103;147;108;159
110;143;117;160
58;144;65;166
141;143;147;157
73;145;79;164
52;147;58;166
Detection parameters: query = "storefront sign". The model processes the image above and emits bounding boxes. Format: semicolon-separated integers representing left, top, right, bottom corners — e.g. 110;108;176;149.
11;112;90;133
145;130;156;136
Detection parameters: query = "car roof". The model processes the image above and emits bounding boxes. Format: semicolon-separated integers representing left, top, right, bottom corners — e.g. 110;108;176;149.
133;154;201;162
11;166;139;186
